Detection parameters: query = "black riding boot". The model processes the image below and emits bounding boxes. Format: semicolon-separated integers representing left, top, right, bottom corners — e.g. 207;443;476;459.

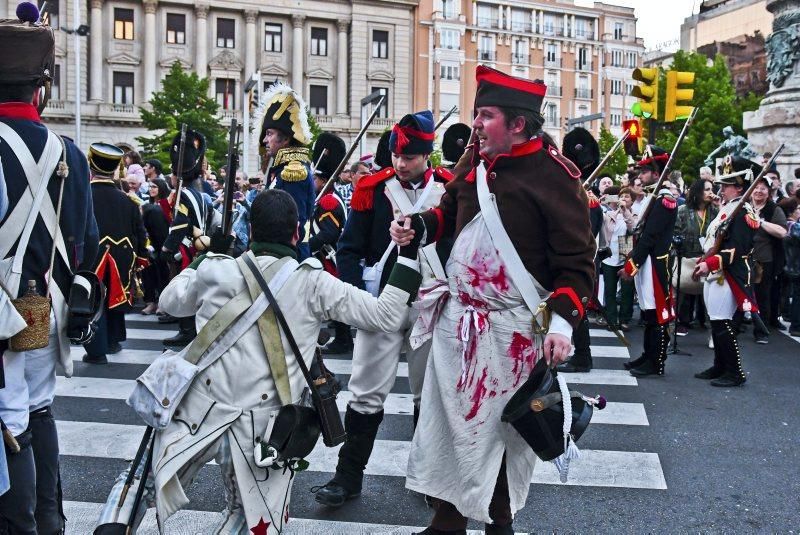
163;316;196;347
314;408;383;507
322;321;354;354
624;310;653;370
710;320;747;387
557;318;592;372
695;320;726;379
631;312;667;377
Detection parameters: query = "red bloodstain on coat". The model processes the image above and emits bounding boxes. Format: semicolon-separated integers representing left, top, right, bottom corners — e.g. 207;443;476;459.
465;367;490;421
507;332;537;387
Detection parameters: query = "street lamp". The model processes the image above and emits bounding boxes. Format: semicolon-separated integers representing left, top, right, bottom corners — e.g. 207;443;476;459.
242;71;260;174
360;90;385;158
59;17;90;148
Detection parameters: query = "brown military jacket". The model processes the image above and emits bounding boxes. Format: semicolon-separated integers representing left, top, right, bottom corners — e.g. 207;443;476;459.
420;137;596;328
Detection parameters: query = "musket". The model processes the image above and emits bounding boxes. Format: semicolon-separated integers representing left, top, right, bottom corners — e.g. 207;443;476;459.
314;95;385;203
434;105;458;132
312;148;329;174
220;118;239;237
592;301;631;347
583;130;630;188
633;106;699;236
700;144;785;263
171;124;188;221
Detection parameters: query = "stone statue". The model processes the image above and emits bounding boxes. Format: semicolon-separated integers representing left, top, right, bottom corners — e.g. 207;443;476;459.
704;126;758;166
766;11;800;88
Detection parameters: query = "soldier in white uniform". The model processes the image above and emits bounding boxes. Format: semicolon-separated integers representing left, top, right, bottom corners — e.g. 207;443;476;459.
314;111;452;507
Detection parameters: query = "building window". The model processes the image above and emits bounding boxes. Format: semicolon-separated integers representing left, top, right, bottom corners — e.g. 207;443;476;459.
113;8;134;40
372;30;388;59
440;29;459;49
216;18;235;48
440;64;460;80
38;0;58;29
309;85;328;115
614;22;624;40
479;35;494;61
113;72;134;104
311;27;327;56
215;78;236;109
611;112;622;127
611;50;622;67
543;14;555;36
51;64;61;100
545;102;557;126
513;40;528;64
511;10;530;32
626;51;638;68
166;13;186;44
477;4;497;28
264;23;282;52
371;87;388;117
575;18;587;39
442;0;456;19
611;79;622;95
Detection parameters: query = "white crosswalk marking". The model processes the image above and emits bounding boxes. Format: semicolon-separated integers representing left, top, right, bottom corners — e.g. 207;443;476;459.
57;318;664;533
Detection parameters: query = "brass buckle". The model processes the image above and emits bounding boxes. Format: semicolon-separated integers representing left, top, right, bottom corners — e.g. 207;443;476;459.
531;302;551;336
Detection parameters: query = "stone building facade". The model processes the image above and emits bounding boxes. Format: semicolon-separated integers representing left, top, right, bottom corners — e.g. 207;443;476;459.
0;0;417;173
412;0;646;145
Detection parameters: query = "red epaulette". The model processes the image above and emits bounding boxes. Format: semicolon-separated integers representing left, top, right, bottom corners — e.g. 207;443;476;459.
318;193;340;212
350;167;396;211
545;145;581;180
433;166;454;182
660;194;677;210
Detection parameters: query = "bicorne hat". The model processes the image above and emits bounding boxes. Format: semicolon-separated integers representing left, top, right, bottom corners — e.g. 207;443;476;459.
256;82;312;157
389;110;435;155
169;129;206;180
562;127;600;181
442;123;471;164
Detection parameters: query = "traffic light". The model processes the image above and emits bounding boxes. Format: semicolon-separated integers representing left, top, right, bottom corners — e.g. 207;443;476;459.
630;68;659;120
622;119;641;157
664;70;695;122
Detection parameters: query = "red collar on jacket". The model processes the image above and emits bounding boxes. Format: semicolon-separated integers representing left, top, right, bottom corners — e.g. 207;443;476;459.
466;137;543;182
0;102;41;122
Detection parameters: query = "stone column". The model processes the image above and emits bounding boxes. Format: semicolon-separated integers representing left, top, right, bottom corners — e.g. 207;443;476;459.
143;0;157;101
336;20;348;116
291;14;305;91
743;0;800;179
89;0;103;101
195;4;209;78
244;9;257;79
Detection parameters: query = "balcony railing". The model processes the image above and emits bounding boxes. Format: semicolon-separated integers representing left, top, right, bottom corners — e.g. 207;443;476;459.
576;61;593;72
512;53;529;65
575;88;593;99
478;50;496;61
544;117;559;128
510;21;532;33
575;29;593;40
544;58;562;68
546;85;562;97
477;17;500;29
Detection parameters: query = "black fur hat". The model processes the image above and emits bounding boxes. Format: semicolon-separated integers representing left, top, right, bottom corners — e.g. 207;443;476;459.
562;128;600;181
442;123;471;164
169;128;206;179
312;132;347;180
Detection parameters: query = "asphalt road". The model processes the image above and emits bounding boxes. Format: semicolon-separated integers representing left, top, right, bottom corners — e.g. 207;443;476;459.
55;313;800;533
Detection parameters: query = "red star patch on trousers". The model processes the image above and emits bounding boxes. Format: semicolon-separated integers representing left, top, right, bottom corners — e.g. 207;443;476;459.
250;517;271;535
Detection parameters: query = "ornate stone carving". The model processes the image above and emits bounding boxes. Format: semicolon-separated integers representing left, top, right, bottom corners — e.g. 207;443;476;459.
208;50;244;71
766;25;799;88
195;4;209;20
90;0;103;9
106;52;141;66
244;10;258;24
337;20;350;33
291;14;305;29
143;0;157;15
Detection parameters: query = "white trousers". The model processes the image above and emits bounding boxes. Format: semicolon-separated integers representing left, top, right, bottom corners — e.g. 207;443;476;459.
634;257;655;311
348;317;431;414
0;310;58;435
704;277;737;320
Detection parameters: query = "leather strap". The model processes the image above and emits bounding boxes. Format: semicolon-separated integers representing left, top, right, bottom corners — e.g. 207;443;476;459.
474;161;549;315
237;251;292;406
242;253;320;403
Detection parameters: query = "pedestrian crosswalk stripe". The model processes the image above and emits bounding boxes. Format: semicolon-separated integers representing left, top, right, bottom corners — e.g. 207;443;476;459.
588;329;615;338
63;501;526;535
55;420;663;490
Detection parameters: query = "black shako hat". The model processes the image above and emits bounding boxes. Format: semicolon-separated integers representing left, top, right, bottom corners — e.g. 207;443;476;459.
87;143;124;179
637;145;670;175
562;127;600;181
169;129;206;180
474;65;547;116
442;123;471;164
312;132;347;180
0;3;55;86
716;155;763;188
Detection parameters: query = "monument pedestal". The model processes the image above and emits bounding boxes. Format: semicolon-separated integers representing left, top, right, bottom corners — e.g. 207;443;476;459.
743;0;800;179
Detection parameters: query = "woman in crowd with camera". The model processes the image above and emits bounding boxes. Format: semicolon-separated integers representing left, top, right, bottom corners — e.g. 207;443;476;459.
674;179;718;335
599;186;636;331
140;178;172;315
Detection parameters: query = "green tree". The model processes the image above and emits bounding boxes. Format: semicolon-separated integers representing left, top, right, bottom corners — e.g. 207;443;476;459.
650;51;762;183
306;110;323;148
137;62;228;171
598;125;628;180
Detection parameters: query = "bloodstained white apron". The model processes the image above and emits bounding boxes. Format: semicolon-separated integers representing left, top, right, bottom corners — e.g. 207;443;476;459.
405;209;540;523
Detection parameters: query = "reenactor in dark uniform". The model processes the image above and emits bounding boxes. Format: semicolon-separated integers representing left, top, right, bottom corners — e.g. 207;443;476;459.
621;145;678;377
0;4;99;531
373;129;393;171
82;143;148;364
441;122;471;169
309;132;352;354
315;110;452;508
692;156;763;387
257;83;315;260
160;129;209;346
557;127;602;373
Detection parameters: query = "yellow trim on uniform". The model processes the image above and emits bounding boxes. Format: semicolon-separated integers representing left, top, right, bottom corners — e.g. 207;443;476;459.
319;212;340;228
